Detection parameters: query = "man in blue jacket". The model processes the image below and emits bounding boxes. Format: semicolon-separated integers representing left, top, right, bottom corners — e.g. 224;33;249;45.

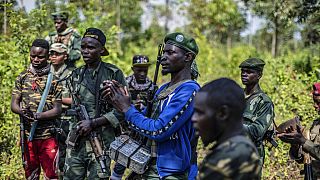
103;32;200;179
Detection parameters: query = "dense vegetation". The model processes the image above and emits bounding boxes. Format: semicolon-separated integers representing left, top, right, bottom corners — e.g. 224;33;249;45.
0;0;319;179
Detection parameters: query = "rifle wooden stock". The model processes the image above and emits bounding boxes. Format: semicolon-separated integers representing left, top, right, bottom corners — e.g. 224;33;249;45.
78;104;107;173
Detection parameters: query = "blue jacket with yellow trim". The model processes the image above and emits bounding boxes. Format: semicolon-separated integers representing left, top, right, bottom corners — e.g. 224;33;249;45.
125;80;200;178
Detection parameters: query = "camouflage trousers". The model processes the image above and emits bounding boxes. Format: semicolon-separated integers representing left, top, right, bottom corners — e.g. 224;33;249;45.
63;139;111;179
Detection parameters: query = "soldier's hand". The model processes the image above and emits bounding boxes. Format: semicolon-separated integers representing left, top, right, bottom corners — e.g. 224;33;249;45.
104;80;130;113
277;125;306;145
77;120;92;136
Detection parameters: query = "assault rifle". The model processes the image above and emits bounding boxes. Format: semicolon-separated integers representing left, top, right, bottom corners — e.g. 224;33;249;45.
146;44;163;117
67;104;108;174
65;74;108;174
19;114;29;169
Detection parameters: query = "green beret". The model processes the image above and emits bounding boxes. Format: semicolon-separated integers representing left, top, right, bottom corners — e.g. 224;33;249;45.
164;32;199;55
51;11;68;20
239;58;265;71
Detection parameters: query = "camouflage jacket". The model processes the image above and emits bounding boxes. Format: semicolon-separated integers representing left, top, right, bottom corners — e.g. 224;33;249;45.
243;87;274;159
46;27;81;65
198;134;260;180
51;64;74;118
67;61;127;146
126;74;153;111
12;65;62;140
290;118;320;177
51;64;74;101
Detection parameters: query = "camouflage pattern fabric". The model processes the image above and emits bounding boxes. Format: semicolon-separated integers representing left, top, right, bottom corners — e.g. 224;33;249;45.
242;87;274;164
290;119;320;178
50;64;74;110
198;135;260;180
46;27;81;66
12;66;62;140
126;74;153;111
50;64;74;177
63;62;126;179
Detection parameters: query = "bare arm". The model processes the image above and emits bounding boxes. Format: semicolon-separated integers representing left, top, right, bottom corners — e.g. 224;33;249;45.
36;100;62;120
11;94;22;115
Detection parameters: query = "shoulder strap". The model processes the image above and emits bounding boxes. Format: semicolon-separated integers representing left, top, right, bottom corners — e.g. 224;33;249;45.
28;72;54;141
37;72;53;113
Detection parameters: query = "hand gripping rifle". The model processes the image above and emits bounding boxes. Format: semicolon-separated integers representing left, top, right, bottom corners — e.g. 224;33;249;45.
303;129;313;180
146;44;163;117
65;77;108;174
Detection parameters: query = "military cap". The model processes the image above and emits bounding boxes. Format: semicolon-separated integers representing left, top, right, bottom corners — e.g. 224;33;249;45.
239;58;265;71
83;27;109;56
164;32;199;55
50;43;67;53
51;11;68;20
132;55;150;67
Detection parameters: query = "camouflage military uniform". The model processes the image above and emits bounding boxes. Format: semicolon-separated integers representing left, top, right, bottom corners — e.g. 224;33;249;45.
290;119;320;178
243;87;274;165
50;64;74;176
126;74;153;111
63;62;126;179
12;64;62;179
198;134;261;180
13;64;62;140
46;27;81;67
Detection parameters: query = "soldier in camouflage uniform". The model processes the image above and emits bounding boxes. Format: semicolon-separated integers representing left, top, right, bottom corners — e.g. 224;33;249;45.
11;39;62;179
49;43;74;177
239;58;275;177
63;28;126;179
192;78;260;180
126;55;153;111
46;11;81;68
278;82;320;179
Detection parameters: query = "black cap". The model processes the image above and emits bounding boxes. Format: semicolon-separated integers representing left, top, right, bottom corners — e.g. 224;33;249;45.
132;55;151;67
83;28;109;56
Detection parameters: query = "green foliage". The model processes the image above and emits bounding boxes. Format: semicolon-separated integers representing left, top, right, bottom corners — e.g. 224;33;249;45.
1;0;320;179
187;0;246;44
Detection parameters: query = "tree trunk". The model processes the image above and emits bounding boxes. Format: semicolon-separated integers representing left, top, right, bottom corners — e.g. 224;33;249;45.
116;0;122;55
165;0;169;34
227;30;232;56
3;0;7;35
271;16;278;57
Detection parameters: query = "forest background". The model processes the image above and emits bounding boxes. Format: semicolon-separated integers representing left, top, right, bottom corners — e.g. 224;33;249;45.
0;0;319;179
